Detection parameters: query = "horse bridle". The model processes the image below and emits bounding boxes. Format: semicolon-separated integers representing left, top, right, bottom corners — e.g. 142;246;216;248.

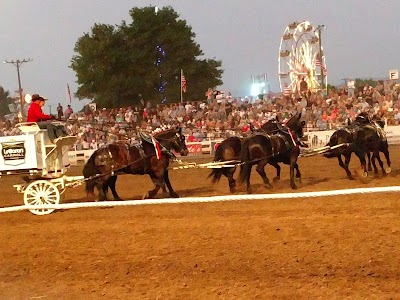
153;131;186;154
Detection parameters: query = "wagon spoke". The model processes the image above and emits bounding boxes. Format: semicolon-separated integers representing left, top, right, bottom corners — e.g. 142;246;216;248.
38;183;46;192
26;198;39;205
44;196;58;204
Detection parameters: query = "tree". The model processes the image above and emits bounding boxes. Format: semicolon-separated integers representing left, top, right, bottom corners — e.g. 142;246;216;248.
0;86;13;117
355;78;378;91
71;6;223;108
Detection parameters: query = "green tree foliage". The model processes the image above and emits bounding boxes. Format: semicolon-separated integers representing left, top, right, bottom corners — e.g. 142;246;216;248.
71;6;223;108
0;86;13;117
326;83;336;93
354;78;378;91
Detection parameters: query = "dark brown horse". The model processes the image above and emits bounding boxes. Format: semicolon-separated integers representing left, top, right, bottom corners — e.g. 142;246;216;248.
238;113;306;193
208;136;242;192
83;126;189;201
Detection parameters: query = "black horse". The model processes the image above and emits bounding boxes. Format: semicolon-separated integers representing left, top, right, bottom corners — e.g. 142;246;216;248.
324;114;390;178
238;113;306;193
209;118;304;192
83;126;189;201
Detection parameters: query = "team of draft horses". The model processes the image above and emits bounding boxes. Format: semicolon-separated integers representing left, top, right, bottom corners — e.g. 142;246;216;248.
83;112;390;201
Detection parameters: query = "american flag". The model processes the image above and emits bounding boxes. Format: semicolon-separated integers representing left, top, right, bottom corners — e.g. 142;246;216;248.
181;72;187;93
315;58;327;75
283;86;291;97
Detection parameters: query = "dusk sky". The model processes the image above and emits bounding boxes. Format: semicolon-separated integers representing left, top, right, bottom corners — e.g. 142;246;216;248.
2;0;400;113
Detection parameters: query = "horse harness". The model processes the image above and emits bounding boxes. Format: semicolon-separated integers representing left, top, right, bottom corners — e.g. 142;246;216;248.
350;122;386;141
255;128;295;157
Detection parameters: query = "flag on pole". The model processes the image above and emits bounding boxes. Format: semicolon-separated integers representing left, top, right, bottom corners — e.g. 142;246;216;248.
67;84;72;103
151;136;162;160
181;71;187;93
283;85;292;97
315;58;327;75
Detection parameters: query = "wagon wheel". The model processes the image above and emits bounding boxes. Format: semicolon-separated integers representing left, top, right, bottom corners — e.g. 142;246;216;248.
23;180;60;215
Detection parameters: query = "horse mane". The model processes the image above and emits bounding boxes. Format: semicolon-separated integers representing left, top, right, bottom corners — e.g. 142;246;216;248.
151;125;179;136
285;112;302;130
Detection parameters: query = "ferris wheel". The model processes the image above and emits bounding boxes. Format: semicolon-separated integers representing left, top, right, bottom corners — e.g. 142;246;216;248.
278;21;327;94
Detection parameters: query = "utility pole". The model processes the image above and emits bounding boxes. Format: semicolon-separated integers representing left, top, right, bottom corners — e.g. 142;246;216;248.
315;25;326;94
48;104;52;115
3;58;33;120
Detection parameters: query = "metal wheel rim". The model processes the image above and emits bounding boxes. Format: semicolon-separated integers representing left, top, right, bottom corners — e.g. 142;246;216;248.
23;180;60;215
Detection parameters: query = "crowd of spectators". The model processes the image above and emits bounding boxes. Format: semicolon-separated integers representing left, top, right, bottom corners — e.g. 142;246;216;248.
1;80;400;150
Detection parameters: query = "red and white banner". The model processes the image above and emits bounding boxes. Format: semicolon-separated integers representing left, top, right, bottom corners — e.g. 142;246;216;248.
151;136;162;159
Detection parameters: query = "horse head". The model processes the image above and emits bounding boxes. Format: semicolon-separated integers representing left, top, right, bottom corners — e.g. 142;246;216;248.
371;114;385;128
260;118;280;134
355;112;370;125
153;126;189;156
285;112;305;138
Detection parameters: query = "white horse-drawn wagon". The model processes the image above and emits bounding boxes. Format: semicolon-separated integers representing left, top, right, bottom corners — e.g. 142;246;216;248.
0;122;83;215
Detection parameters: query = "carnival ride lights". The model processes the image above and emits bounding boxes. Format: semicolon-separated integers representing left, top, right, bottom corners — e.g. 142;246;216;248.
278;21;327;94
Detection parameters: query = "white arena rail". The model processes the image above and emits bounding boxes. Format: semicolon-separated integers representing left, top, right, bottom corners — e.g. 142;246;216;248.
1;186;400;215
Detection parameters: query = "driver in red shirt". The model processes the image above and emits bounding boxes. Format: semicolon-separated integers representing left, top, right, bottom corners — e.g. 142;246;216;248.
27;94;54;122
26;93;67;142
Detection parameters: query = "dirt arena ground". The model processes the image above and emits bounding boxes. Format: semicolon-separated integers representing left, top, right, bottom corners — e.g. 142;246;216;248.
1;145;400;299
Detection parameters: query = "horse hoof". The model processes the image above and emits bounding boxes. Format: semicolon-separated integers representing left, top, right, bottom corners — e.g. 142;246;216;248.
142;192;149;200
273;177;280;183
170;192;179;198
114;197;123;201
230;188;236;193
291;185;297;190
386;167;392;174
247;188;253;194
355;169;368;178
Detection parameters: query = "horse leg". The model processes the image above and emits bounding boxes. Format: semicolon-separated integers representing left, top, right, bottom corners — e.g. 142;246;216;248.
96;180;107;201
256;161;272;189
143;173;163;199
290;161;297;189
226;166;237;193
163;169;179;198
290;150;300;190
371;151;379;175
354;148;368;177
367;152;373;172
374;151;386;175
108;175;123;200
382;143;391;173
294;163;301;182
244;164;253;194
269;162;281;182
339;154;354;180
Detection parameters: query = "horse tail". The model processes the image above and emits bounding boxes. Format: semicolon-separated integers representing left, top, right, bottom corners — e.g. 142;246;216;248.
208;144;225;184
239;139;252;184
83;152;98;196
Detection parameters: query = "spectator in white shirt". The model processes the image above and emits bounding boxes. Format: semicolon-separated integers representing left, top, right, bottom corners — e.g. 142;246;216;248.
347;78;355;98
